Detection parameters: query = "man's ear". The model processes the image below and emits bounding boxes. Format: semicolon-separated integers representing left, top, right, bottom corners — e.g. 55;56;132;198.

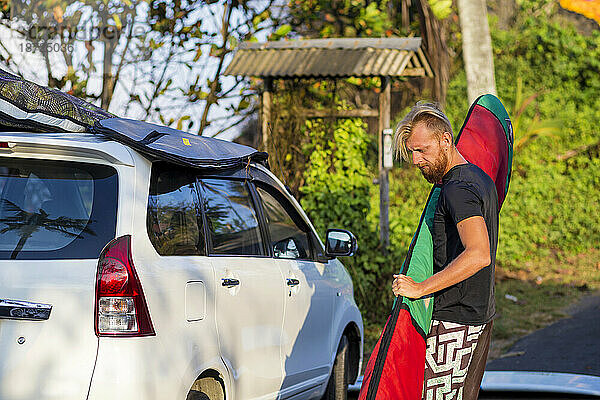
441;131;453;148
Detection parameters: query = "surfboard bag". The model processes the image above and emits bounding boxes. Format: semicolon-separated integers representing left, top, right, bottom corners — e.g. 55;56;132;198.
0;68;268;170
0;68;113;132
358;94;513;400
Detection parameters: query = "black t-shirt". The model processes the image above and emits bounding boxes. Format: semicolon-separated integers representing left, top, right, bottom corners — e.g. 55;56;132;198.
432;163;499;325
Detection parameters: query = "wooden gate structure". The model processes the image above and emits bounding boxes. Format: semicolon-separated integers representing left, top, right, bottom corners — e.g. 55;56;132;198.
225;37;433;249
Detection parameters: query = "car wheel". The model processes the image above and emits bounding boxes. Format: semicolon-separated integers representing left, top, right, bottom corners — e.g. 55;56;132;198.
323;335;349;400
186;390;210;400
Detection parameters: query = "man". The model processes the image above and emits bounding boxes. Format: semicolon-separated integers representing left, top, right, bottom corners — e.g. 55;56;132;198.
392;102;499;400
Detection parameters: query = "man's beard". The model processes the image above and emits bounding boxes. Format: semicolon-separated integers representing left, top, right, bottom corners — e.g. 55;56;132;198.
419;150;449;184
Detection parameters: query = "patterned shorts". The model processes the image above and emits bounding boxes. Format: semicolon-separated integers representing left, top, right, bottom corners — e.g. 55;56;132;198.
422;320;493;400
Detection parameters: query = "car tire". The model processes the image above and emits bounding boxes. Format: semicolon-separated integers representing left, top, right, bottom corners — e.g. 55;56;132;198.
186;390;210;400
323;335;349;400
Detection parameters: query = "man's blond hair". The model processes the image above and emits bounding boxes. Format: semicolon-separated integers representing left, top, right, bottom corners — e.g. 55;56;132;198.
393;102;453;162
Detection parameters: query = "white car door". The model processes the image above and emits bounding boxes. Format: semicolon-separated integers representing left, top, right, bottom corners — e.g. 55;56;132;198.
197;178;286;400
253;185;334;397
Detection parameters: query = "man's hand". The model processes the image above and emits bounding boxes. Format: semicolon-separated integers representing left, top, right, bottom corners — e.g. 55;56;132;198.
392;274;424;299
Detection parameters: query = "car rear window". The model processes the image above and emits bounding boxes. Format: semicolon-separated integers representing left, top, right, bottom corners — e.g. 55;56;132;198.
0;158;118;260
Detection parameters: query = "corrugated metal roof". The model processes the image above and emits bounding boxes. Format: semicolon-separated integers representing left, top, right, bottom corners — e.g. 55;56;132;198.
238;37;422;50
224;37;433;78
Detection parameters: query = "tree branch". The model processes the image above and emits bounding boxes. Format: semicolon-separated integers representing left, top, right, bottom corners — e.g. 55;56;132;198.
197;0;234;135
557;139;600;161
142;40;177;119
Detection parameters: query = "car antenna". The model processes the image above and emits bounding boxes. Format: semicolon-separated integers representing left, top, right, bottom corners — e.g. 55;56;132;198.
267;122;292;194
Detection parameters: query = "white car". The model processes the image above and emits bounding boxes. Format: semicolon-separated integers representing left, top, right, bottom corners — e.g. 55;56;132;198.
0;131;363;400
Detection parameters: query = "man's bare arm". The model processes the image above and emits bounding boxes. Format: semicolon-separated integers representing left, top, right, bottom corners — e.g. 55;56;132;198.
392;216;491;299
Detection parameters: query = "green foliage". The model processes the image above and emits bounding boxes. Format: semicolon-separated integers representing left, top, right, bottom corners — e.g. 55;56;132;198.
510;77;563;151
493;14;600;269
428;0;453;20
271;24;293;40
299;117;407;322
385;167;431;251
300;118;372;235
445;2;600;273
288;0;394;38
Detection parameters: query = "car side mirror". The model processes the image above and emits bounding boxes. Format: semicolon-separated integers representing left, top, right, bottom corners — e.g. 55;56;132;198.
325;229;357;257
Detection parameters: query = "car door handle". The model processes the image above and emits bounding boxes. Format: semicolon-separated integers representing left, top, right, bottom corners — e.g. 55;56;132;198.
287;278;300;287
222;278;240;287
0;299;52;321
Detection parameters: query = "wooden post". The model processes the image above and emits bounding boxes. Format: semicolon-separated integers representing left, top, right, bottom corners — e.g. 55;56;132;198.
379;77;391;250
261;78;273;151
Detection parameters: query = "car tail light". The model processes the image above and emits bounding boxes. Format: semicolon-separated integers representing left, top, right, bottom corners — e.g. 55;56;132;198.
94;235;155;337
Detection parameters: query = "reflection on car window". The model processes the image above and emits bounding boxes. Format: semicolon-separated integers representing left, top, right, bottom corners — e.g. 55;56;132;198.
147;166;204;256
199;179;263;256
256;186;310;260
0;159;117;260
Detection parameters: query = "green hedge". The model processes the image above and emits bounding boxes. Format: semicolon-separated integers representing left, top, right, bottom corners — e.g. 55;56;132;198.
472;6;600;267
300;117;411;322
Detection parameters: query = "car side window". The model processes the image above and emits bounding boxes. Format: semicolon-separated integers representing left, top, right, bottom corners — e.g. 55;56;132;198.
198;179;264;256
147;166;205;256
255;186;311;260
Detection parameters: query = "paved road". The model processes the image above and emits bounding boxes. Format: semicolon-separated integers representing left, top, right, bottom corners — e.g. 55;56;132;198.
486;292;600;376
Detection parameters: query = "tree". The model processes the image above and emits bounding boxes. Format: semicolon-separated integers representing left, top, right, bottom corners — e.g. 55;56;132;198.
0;0;143;108
456;0;497;103
287;0;454;105
415;0;452;107
141;0;289;135
0;0;287;137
